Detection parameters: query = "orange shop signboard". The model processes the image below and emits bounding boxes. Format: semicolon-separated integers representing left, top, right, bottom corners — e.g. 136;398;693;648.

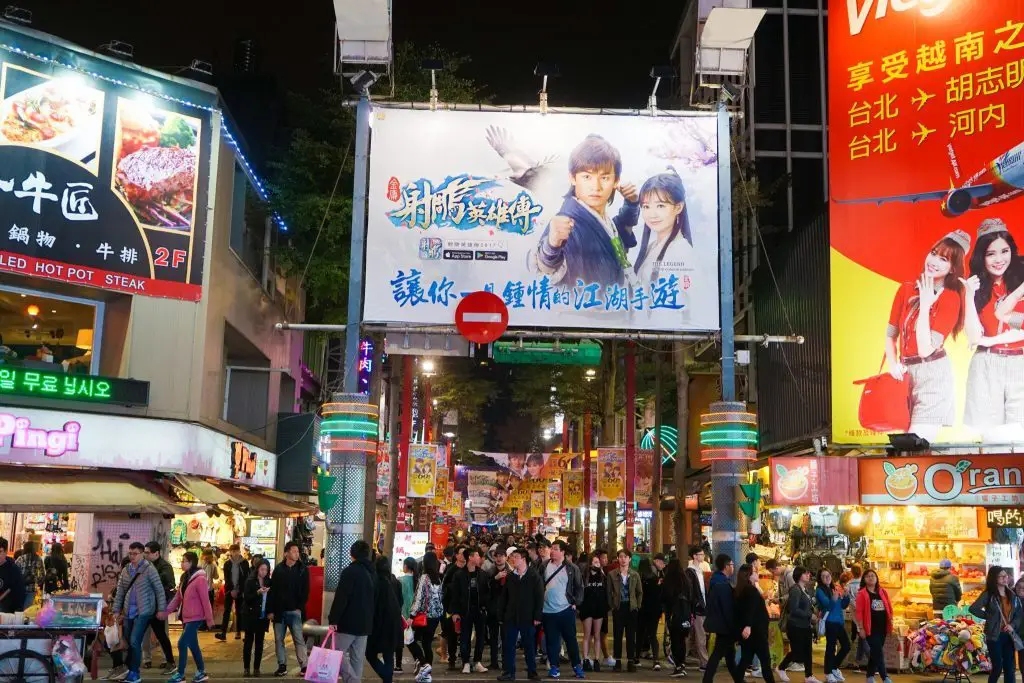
859;455;1024;505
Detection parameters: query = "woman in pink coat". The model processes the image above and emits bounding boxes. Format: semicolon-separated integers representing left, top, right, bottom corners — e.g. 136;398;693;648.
164;551;215;683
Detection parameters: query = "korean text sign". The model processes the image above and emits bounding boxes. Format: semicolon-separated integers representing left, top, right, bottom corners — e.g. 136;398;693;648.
0;26;212;301
366;108;721;331
829;0;1024;444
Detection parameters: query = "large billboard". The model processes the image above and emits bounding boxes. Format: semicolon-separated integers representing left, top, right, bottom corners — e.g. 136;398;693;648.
0;26;213;300
366;108;720;331
829;0;1024;444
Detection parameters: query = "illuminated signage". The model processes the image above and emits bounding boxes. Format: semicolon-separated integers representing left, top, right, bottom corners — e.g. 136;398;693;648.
0;412;80;457
231;441;258;481
0;367;149;406
986;508;1024;528
358;338;374;395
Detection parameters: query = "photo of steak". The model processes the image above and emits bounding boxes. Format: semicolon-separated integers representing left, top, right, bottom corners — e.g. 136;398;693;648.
116;145;195;206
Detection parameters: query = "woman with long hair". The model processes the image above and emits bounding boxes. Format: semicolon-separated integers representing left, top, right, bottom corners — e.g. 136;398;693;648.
969;566;1023;683
44;542;69;593
662;558;696;678
733;564;776;683
633;169;695;285
776;566;818;683
399;557;420;672
165;551;215;683
883;230;970;442
816;569;851;683
579;553;609;671
855;570;893;683
409;552;445;682
961;218;1024;441
367;556;404;683
241;559;272;677
637;558;663;670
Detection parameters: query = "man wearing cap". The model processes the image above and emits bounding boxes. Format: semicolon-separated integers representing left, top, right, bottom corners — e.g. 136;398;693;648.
486;546;511;671
929;559;962;617
883;228;971;443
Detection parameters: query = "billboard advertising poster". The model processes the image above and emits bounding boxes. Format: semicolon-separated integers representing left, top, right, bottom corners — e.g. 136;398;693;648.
859;454;1024;506
596;448;626;502
366;108;721;332
0;27;213;301
407;444;437;499
770;456;860;506
545;480;562;515
829;0;1024;445
636;449;654;504
563;470;584;509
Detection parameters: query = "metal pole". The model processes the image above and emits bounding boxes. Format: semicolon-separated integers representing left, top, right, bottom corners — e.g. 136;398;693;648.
397;355;414;531
625;342;636;549
343;93;371;393
358;324;803;345
713;97;744;566
652;346;663;553
583;413;592;554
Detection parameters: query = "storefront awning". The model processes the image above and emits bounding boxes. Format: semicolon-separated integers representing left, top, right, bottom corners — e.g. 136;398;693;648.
0;468;189;514
174;475;314;517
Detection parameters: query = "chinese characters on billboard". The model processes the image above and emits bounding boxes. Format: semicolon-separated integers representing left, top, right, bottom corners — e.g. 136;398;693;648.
829;0;1024;445
0;27;212;300
366;108;721;331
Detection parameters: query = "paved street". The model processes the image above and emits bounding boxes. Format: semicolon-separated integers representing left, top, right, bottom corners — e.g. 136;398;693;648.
94;631;967;683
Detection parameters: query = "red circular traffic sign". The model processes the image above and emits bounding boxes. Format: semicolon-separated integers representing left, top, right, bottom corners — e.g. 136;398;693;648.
455;291;509;344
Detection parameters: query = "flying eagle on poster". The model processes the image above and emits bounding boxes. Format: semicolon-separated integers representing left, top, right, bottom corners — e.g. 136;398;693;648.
834;140;1024;218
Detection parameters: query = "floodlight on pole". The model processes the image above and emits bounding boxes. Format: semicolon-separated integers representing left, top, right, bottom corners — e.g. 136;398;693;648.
692;7;766;108
422;58;444;110
648;65;675;113
534;63;559;113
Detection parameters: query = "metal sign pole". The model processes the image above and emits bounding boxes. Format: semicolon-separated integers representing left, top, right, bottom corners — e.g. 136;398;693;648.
343;93;371;393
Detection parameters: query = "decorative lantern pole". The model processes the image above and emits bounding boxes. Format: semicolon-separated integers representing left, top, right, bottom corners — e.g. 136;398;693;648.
700;400;758;562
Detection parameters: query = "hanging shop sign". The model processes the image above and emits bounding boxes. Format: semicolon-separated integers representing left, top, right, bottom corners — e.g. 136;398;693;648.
562;470;584;509
545;480;561;516
407;444;438;498
770;456;860;506
859;455;1024;506
635;449;654;503
596;448;626;502
0;25;213;301
828;0;1024;446
365;108;721;332
0;406;276;486
986;508;1024;528
0;366;149;406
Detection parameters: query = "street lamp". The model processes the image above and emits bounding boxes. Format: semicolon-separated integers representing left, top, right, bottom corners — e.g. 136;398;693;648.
421;359;436;376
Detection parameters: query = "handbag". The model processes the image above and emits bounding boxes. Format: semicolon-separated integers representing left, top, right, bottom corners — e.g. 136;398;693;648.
305;632;343;683
853;358;910;433
412;613;428;629
817;614;827;638
1012;630;1024;652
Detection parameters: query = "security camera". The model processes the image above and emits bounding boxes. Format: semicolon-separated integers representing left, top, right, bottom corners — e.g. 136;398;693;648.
349;70;379;93
720;80;742;103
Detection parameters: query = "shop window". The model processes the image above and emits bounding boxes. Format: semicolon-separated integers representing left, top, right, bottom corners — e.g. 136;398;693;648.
229;163;273;291
223;322;270;440
0;285;102;376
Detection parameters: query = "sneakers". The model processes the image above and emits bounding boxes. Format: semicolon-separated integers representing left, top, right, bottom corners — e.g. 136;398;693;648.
865;678;876;683
805;677;823;683
416;664;433;683
774;669;791;683
671;666;688;678
787;664;804;672
464;664;473;674
274;665;288;677
827;676;838;683
573;665;585;679
592;660;600;673
161;663;177;676
124;673;141;683
833;670;846;682
104;668;127;681
604;657;616;668
475;663;489;673
548;667;561;679
300;668;307;677
214;632;227;641
582;660;592;672
166;674;185;683
192;673;209;683
654;663;663;672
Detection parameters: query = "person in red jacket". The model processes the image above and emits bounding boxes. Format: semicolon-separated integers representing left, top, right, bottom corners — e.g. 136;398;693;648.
854;570;893;683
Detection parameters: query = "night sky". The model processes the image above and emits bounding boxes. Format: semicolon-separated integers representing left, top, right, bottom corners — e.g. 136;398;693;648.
16;0;684;108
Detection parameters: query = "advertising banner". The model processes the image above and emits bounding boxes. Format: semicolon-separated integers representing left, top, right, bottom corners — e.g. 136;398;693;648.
563;470;584;509
375;443;391;502
545;480;562;515
407;444;437;498
531;490;546;518
770;456;860;506
0;26;213;300
859;454;1024;505
433;467;449;507
366;108;721;332
636;449;654;503
829;0;1024;445
391;532;429;575
597;448;626;502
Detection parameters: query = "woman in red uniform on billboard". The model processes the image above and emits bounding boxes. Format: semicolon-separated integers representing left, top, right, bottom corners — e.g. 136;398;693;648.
884;230;970;442
962;218;1024;443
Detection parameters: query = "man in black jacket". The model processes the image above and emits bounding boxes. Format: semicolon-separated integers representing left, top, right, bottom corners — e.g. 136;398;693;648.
141;542;176;673
217;543;251;641
328;540;376;683
451;547;490;674
270;542;310;677
497;548;543;682
441;547;467;671
0;537;25;614
701;554;738;683
486;545;510;671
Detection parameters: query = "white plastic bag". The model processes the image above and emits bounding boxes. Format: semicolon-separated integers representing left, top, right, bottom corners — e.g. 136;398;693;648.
404;625;415;645
104;624;122;651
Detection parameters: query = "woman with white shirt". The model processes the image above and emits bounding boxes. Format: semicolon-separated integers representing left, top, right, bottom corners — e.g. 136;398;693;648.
633;169;695;285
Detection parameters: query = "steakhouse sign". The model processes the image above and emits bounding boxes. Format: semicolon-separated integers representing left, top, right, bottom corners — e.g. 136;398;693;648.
0;25;213;300
859;455;1024;505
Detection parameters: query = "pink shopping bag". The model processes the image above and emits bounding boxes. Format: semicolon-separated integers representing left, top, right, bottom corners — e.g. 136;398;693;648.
305;632;343;683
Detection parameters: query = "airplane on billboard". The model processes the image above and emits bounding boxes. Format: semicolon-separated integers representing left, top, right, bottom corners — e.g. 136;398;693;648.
835;140;1024;218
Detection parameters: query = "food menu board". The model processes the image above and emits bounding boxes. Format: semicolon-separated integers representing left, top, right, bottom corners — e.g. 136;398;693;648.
0;25;213;301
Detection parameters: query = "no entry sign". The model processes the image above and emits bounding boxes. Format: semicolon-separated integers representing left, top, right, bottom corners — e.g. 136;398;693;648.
455;291;509;344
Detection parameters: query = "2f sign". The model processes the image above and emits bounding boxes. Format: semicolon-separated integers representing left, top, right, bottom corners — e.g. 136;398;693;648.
847;0;955;36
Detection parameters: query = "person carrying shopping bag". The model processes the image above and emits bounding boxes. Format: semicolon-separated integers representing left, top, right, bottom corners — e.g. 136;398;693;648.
816;569;851;683
164;551;215;683
854;570;893;683
969;566;1024;683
